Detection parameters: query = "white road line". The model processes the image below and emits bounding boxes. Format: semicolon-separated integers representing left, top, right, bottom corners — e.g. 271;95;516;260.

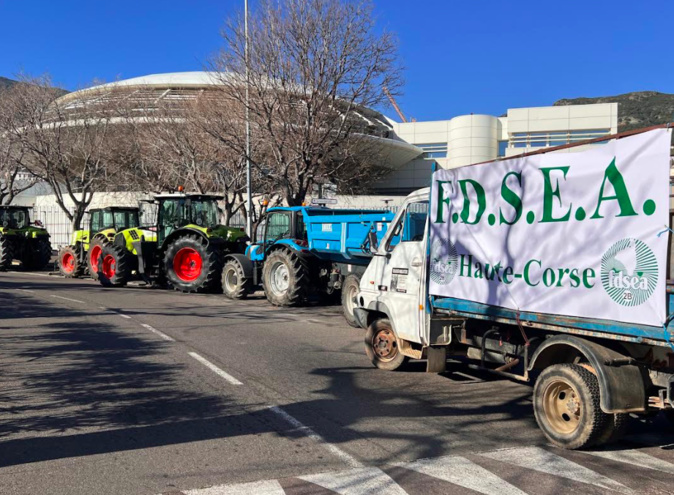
50;294;85;304
184;479;285;495
16;288;35;293
117;313;132;319
400;455;526;495
188;352;243;386
480;446;632;493
299;467;406;495
140;323;175;342
268;405;362;469
581;449;674;475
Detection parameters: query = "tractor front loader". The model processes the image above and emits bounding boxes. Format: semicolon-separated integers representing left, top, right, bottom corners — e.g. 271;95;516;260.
97;193;248;293
0;206;52;271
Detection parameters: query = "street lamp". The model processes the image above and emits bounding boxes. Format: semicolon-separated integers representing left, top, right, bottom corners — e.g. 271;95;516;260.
245;0;252;237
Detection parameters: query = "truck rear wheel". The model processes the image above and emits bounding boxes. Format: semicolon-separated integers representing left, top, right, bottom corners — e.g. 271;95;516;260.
341;274;361;328
262;249;309;306
0;235;14;271
23;237;52;271
164;234;223;293
222;258;252;299
594;413;629;446
87;237;108;277
98;243;131;287
364;319;409;371
533;364;609;449
59;245;84;278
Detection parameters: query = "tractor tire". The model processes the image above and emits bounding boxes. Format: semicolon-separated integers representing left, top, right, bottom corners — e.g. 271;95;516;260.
87;237;109;278
364;318;409;371
341;274;361;328
533;364;610;450
262;249;309;306
23;237;52;271
164;234;223;293
98;243;132;287
222;258;252;299
58;245;84;278
0;235;14;271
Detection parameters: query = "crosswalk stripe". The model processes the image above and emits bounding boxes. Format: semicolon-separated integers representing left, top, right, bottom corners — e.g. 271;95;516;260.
399;455;526;495
183;479;285;495
479;446;632;493
298;467;407;495
580;449;674;475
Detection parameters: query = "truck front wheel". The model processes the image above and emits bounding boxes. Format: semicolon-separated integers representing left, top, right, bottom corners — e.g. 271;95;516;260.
262;249;309;306
341;274;361;328
364;319;409;371
533;364;609;449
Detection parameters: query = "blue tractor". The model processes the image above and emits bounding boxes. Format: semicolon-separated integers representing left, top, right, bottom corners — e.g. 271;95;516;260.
221;206;394;326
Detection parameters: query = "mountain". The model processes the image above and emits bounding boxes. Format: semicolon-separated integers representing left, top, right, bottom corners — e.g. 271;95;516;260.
554;91;674;132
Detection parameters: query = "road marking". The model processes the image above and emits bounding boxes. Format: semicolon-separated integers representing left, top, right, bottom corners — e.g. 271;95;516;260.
141;323;175;342
117;313;132;319
299;467;406;495
400;455;526;495
268;405;361;469
50;294;85;304
480;446;632;493
16;288;35;293
188;352;243;386
581;448;674;474
184;479;284;495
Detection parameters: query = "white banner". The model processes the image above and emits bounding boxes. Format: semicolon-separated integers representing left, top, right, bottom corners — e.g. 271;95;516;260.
429;129;671;327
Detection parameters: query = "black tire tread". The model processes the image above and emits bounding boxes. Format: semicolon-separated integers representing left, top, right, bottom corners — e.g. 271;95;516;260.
164;234;224;293
98;242;131;287
341;273;361;328
0;235;14;271
24;237;52;271
363;318;409;371
222;258;252;299
58;245;85;278
262;249;310;306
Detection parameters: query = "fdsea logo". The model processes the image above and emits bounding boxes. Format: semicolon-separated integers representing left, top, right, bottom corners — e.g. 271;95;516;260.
601;238;658;306
430;239;458;285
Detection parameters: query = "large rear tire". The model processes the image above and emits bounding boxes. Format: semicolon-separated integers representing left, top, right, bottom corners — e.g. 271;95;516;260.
341;274;361;328
58;245;84;278
222;258;252;299
23;237;52;271
364;318;409;371
87;237;108;278
262;249;309;306
98;243;131;287
0;235;14;271
533;364;609;450
164;234;223;293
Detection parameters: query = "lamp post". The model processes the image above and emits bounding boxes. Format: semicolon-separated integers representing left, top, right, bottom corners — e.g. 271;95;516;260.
245;0;253;237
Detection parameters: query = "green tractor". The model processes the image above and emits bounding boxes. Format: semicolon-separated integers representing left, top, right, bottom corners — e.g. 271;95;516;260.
97;193;249;292
58;206;141;278
0;206;52;271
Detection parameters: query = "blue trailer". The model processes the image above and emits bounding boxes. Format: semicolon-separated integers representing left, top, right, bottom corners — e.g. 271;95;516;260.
221;206;394;325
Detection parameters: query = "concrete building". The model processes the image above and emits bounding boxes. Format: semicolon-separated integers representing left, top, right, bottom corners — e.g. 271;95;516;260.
375;103;619;194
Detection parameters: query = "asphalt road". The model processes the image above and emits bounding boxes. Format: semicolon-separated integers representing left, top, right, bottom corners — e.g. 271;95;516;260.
0;270;673;495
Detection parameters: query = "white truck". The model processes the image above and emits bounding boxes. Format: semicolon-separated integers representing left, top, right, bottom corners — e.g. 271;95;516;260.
353;125;674;449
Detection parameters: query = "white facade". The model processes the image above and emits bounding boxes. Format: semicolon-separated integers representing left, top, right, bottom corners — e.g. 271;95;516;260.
376;102;619;194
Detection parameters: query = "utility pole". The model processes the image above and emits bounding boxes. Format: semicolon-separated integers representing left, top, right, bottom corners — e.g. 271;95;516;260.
245;0;253;237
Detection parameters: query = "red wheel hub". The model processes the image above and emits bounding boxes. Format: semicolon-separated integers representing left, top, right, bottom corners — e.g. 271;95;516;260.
173;248;203;282
101;254;116;279
61;252;75;273
89;245;102;273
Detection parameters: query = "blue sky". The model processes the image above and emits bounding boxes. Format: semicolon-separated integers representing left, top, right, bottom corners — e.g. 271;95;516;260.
1;0;672;121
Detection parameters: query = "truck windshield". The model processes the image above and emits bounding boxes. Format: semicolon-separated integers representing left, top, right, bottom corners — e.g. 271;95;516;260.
0;209;29;229
266;212;291;241
386;201;429;250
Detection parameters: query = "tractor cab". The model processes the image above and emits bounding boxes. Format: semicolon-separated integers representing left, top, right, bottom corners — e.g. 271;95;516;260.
89;207;140;236
0;206;31;232
154;194;223;245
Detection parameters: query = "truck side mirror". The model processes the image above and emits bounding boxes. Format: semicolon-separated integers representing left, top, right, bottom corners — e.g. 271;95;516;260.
367;230;379;253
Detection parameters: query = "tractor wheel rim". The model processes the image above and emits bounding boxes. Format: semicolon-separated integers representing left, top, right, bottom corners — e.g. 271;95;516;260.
89;245;102;272
542;379;582;435
345;283;358;316
269;261;290;295
224;266;238;293
372;328;398;362
61;252;75;273
102;255;116;279
173;248;203;282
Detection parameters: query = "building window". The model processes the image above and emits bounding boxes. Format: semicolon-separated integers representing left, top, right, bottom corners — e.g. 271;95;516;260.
418;143;448;159
509;129;610;149
498;141;508;157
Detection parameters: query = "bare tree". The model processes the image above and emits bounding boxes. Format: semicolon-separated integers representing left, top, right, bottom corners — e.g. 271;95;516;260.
0;76;127;230
213;0;402;206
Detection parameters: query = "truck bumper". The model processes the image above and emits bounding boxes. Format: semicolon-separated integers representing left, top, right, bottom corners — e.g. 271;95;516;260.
353;308;369;329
